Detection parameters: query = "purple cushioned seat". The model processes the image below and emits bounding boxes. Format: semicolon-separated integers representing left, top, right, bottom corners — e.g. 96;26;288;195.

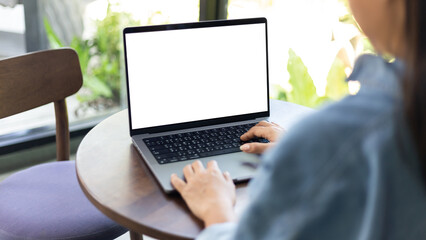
0;161;127;240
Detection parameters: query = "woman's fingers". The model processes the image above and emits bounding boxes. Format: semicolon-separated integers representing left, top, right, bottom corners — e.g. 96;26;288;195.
240;142;275;154
240;126;267;141
207;160;221;173
183;160;220;182
171;160;230;193
223;171;232;182
192;160;205;173
240;121;283;142
255;120;270;126
171;173;186;192
183;164;195;180
222;171;236;205
240;126;277;141
170;161;237;226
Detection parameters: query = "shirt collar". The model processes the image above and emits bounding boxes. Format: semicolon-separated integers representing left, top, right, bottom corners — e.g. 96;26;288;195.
347;54;405;97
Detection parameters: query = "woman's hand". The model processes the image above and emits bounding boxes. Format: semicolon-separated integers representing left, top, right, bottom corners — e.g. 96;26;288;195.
171;160;236;227
240;121;284;154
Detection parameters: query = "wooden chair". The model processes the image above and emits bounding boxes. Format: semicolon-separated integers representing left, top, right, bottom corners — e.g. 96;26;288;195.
0;48;128;239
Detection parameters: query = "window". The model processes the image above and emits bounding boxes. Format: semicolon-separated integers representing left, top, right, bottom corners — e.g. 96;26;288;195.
1;0;370;152
0;0;200;151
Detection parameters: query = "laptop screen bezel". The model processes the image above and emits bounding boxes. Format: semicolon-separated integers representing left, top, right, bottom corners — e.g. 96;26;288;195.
123;17;270;135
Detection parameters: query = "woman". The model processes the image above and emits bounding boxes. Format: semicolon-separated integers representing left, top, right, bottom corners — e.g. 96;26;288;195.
171;0;426;238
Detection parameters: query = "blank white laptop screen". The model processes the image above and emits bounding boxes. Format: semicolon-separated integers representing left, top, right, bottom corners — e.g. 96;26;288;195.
125;22;268;130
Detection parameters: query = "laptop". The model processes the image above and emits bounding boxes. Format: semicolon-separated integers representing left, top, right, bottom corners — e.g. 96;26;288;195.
123;17;270;193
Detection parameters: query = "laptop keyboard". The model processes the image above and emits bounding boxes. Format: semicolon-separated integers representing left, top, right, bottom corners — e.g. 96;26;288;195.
143;123;269;164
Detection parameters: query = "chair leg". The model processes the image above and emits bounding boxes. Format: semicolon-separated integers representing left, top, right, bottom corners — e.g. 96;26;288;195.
130;230;143;240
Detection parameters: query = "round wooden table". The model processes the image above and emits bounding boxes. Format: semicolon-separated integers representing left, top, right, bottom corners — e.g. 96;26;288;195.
76;100;312;240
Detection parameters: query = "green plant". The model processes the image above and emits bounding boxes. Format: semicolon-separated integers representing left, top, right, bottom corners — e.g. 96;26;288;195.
44;2;139;113
272;49;348;108
272;0;366;108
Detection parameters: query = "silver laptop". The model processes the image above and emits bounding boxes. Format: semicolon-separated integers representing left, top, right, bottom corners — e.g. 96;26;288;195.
123;17;270;193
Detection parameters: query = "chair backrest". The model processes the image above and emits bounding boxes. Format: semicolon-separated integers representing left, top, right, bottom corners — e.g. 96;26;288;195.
0;48;83;160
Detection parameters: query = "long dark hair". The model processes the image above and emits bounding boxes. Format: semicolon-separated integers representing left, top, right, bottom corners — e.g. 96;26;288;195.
404;0;426;181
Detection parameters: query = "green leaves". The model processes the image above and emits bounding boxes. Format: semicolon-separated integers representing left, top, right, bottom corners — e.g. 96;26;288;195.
79;75;113;102
44;2;140;108
70;38;90;74
325;57;348;100
43;18;64;49
285;49;324;108
274;48;349;108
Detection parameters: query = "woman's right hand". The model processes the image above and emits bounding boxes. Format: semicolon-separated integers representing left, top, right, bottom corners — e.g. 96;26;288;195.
240;121;284;154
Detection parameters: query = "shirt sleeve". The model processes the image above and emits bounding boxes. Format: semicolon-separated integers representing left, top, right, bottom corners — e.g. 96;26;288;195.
237;104;370;240
196;222;237;240
197;103;370;240
195;55;408;240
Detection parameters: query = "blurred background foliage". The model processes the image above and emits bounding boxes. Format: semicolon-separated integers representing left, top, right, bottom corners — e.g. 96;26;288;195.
272;48;348;108
270;0;374;108
45;2;139;115
45;0;375;112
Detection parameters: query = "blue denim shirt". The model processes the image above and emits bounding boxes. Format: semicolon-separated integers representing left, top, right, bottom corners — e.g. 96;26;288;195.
197;55;426;240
